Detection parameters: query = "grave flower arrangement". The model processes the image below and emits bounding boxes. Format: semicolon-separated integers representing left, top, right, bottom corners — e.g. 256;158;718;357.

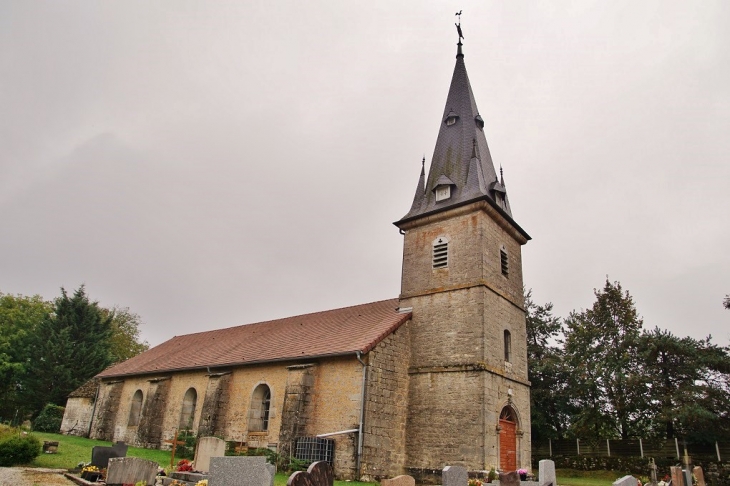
468;478;482;486
518;469;528;480
176;459;194;472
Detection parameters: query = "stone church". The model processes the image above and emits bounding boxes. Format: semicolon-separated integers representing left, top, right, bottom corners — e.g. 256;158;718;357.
61;36;531;482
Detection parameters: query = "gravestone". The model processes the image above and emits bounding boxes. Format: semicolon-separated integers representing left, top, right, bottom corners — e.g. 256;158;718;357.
91;441;128;468
539;459;556;486
381;475;415;486
106;457;158;486
612;475;638;486
442;465;468;486
693;466;706;486
670;466;685;486
498;471;521;486
287;461;334;486
209;455;276;486
195;436;227;473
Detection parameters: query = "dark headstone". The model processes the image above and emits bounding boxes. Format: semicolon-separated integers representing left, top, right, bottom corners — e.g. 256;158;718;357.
287;461;334;486
498;471;521;486
91;441;128;468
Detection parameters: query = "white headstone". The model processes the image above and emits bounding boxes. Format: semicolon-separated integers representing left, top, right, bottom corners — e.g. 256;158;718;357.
195;437;227;473
539;459;556;486
612;475;638;486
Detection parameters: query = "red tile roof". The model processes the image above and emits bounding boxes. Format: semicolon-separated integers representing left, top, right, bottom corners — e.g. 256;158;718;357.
97;298;409;378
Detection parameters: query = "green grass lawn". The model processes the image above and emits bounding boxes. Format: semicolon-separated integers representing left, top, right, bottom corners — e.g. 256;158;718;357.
556;468;631;486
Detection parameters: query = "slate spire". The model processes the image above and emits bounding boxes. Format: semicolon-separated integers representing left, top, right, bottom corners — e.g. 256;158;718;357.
397;36;524;236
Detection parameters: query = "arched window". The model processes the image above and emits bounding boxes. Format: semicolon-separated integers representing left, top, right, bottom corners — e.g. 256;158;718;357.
248;384;271;432
179;388;197;429
504;330;512;362
128;390;143;426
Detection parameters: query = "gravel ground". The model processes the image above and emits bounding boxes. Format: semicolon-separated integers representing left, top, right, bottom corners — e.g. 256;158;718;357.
0;467;75;486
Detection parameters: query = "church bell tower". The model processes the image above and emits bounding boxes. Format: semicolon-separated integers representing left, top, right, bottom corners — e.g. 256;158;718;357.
395;27;532;477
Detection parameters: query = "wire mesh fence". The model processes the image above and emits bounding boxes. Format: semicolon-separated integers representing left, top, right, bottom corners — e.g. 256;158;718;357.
534;439;729;461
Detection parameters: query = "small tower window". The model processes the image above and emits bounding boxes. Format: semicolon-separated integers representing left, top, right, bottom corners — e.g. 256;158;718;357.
500;246;509;276
504;330;512;362
475;114;484;130
435;185;451;201
432;236;450;269
444;109;459;126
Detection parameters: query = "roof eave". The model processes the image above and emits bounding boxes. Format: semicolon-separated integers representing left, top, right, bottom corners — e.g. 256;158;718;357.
394;195;531;241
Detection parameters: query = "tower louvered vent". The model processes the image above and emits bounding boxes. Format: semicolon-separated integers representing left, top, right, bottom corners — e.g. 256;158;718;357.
433;237;450;269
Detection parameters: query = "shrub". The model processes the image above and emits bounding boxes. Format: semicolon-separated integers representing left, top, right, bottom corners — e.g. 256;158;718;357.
0;433;41;466
33;404;65;433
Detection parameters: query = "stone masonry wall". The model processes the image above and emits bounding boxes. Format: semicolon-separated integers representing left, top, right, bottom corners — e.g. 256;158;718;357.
91;381;124;441
279;364;316;461
60;397;95;437
360;322;411;481
137;377;171;448
399;203;531;475
198;372;232;438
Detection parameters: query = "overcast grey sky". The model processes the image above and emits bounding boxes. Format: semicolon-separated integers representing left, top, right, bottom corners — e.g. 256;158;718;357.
1;1;728;347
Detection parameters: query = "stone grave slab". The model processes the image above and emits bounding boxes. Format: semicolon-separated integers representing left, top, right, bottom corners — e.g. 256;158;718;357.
498;471;521;486
210;455;276;486
612;475;638;486
91;441;128;468
381;475;415;486
287;461;334;486
195;436;226;473
442;465;468;486
693;466;706;486
106;457;158;486
539;459;556;486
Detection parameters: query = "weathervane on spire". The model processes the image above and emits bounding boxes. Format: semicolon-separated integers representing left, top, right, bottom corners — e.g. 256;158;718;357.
455;10;464;41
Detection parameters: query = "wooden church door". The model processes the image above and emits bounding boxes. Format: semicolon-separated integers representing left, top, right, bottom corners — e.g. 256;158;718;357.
499;406;517;472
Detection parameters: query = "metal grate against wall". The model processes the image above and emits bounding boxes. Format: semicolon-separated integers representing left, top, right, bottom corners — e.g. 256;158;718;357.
295;437;335;465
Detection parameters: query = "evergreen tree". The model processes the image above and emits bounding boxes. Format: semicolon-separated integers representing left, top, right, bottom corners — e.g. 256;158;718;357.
563;279;650;438
525;290;574;441
22;285;113;415
101;306;150;364
640;327;730;442
0;293;52;421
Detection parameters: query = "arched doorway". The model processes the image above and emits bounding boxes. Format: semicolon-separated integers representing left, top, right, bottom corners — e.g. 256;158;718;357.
499;406;518;471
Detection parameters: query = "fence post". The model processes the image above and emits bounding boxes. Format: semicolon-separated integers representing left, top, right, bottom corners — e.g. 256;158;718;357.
607;439;611;457
675;438;680;459
577;439;580;455
640;438;644;458
549;439;552;457
717;441;721;462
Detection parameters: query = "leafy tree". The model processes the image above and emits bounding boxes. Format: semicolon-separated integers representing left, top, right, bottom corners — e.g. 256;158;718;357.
101;306;149;363
22;285;113;415
563;279;650;439
525;289;573;440
0;293;52;422
640;327;730;442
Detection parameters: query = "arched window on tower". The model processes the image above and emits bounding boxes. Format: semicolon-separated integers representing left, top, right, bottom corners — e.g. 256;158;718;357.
128;390;143;426
248;384;272;433
504;330;512;362
179;388;197;429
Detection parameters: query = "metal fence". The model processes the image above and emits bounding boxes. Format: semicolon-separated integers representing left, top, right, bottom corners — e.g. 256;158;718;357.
533;439;730;461
294;437;335;465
